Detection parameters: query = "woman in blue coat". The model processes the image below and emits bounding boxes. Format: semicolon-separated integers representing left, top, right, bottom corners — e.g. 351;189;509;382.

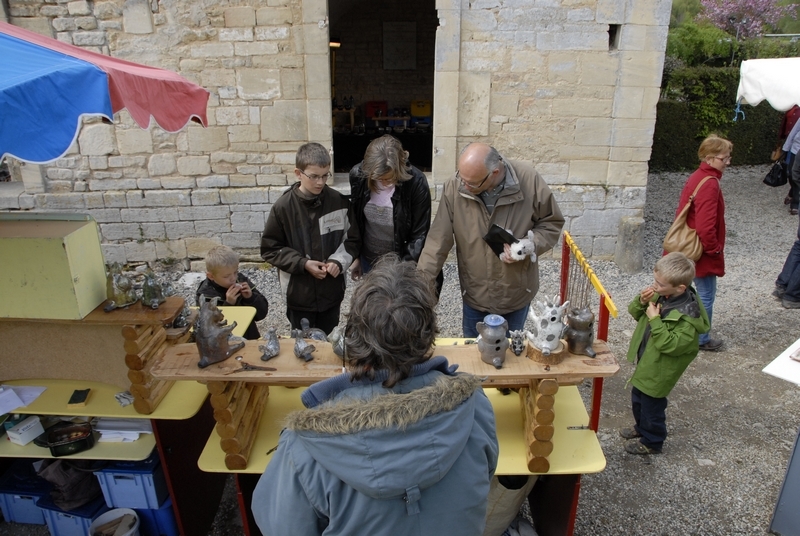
252;256;498;536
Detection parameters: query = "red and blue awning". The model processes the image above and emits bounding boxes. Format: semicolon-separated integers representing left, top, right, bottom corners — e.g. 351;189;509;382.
0;21;209;164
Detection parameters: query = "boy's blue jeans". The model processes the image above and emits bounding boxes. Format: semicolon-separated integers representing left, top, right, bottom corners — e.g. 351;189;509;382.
693;275;717;345
462;303;530;338
631;386;667;451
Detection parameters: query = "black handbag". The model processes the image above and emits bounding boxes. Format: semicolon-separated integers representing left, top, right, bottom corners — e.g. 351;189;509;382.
764;161;788;187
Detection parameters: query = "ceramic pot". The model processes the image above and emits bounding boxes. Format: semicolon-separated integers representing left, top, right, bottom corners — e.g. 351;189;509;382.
476;314;509;369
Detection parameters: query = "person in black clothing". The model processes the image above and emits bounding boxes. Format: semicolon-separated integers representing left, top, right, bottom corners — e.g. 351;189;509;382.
196;245;269;340
349;134;442;291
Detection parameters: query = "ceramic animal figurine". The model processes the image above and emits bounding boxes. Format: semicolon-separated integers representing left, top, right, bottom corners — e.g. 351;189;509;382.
294;335;316;362
104;263;138;312
141;268;166;309
195;296;245;368
327;325;345;357
509;330;526;356
476;314;509;369
259;327;281;361
508;230;537;262
565;307;596;358
291;318;328;342
526;295;569;356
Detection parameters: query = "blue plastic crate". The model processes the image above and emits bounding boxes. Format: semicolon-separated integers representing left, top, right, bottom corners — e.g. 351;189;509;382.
37;493;108;536
136;496;179;536
0;460;51;525
93;450;168;509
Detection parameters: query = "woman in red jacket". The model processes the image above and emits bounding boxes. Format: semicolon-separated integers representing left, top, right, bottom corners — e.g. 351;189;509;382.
674;135;732;351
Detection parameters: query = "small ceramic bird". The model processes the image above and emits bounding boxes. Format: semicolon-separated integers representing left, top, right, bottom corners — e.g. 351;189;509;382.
327;325;345;357
294;335;316;362
300;318;328;341
258;327;281;361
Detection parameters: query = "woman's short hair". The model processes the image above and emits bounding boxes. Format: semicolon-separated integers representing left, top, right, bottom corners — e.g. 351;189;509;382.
361;135;412;192
698;134;733;161
655;252;696;287
345;254;438;387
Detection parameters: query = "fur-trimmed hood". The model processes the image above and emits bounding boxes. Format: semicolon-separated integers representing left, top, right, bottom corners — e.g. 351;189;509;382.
285;371;489;500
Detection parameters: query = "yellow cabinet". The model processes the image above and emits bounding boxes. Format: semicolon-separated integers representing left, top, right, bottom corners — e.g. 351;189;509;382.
0;214;106;319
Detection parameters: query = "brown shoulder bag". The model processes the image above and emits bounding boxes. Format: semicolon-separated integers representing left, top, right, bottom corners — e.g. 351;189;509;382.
662;176;714;261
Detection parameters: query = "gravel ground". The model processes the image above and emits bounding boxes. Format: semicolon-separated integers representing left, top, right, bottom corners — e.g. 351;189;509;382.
2;164;798;535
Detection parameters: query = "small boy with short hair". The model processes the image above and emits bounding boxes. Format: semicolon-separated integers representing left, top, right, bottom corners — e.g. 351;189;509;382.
621;252;710;455
196;245;269;340
260;142;359;335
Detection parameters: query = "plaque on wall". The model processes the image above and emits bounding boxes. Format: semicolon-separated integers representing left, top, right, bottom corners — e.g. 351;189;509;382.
383;22;416;70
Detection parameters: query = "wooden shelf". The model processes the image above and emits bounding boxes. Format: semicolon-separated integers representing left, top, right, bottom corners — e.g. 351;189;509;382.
0;431;155;461
196;385;605;475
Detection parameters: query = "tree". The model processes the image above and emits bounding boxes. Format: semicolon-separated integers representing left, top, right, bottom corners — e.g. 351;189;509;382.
699;0;797;38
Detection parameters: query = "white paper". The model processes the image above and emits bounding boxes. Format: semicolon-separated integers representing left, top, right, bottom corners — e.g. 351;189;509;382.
0;385;46;407
763;337;800;386
95;418;152;434
0;388;25;414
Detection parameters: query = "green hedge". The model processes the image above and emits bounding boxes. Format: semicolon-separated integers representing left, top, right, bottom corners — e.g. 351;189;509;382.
650;65;784;171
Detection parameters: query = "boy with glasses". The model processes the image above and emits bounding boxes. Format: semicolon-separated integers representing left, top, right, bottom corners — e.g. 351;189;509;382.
260;142;360;334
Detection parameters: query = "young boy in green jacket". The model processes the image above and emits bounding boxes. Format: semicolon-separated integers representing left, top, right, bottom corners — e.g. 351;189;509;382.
621;252;710;455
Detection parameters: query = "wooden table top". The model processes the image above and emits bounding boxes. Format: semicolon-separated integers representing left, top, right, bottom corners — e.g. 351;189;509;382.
152;338;619;387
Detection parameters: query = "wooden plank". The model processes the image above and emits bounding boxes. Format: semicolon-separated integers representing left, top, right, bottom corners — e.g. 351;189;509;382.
152;339;619;387
85;296;185;326
133;379;174;414
125;329;167;370
123;326;154;352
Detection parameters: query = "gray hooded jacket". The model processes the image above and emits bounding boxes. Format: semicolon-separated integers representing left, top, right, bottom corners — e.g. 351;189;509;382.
252;369;498;536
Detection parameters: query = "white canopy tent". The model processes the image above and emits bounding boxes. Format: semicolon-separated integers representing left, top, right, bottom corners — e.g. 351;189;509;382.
737;57;800;112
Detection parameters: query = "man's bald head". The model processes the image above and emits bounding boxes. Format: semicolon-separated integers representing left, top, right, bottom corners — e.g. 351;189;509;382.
457;143;504;192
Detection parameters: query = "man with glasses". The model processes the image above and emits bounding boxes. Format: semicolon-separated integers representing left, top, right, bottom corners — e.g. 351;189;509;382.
418;142;564;337
261;142;360;334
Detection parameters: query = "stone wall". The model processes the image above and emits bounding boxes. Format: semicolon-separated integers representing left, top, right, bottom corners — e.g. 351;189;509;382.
1;0;667;265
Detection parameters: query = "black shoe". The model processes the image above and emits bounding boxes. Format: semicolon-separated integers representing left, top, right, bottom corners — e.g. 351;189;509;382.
782;298;800;309
773;287;786;300
619;427;642;440
699;339;724;351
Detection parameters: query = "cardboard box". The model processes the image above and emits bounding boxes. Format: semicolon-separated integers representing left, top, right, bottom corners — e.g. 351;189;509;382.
0;214;107;320
7;415;44;446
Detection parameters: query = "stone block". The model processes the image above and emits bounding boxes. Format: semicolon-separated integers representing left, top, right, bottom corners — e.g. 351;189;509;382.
536;162;569;185
301;23;328;55
186;237;222;257
187;127;229;153
121;0;152;34
139;222;166;239
612;86;645;118
100;222;142;241
230;175;257;187
645;25;669;52
307;99;331;140
269;186;291;203
559;146;610;161
9;17;52;36
216;106;252;125
237;68;281;100
510;48;545;74
190;189;219;206
568;160;609;185
125;190;144;208
75;17;98;30
156;240;187;260
148;154;177;176
177;206;231;220
256;7;292;25
618;51;665;87
165;221;196;240
575;118;613;146
121;207;180;222
579;53;620;87
435;10;461;72
177;156;211;176
109;155;147;168
196;175;230;188
641;87;660;120
103;191;127;207
596;0;625;23
610;146;652;162
256;174;288;186
619;24;647;51
53;17;77;32
593;236;618;259
432;136;457;182
144;190;191;207
72;31;106;46
537;29;607;51
606;186;646;209
228;125;261;143
201;68;237;87
611;118;655;148
490;94;520;117
458;72;490;137
68;1;91;16
79;123;115;155
88;178;138;191
553;98;611;117
231;211;265;232
607;161;649;187
89;156;108;170
41;5;69;17
191;42;234;58
160;177;196;189
626;0;671;25
261;101;307;141
301;0;327;23
305;55;330;100
85;192;105;208
280;68;305;100
220;187;270;205
235;41;279;56
548;54;579;84
256;27;290;40
195;219;232;235
223;232;262;249
116;129;153;154
614;216;644;273
224;7;256;28
570;207;640;235
124;241;157;262
102;244;127;265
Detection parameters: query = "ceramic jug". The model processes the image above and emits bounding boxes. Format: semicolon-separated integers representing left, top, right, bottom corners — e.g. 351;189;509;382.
476;314;509;369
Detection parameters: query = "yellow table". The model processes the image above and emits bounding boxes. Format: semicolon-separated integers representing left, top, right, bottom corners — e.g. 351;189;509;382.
197;385;604;476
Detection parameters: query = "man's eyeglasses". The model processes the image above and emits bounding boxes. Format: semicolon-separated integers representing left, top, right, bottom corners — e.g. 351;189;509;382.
300;171;332;182
457;169;492;190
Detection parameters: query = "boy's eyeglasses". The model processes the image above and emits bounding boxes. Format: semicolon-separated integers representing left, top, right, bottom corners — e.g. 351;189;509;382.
300;171;332;182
